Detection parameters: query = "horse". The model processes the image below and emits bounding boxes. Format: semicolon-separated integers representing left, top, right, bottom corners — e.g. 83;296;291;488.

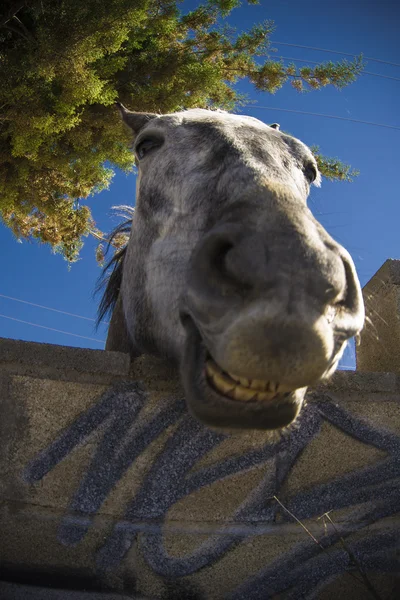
98;104;364;431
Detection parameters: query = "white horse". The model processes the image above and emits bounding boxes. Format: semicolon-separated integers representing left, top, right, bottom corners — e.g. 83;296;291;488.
99;105;364;430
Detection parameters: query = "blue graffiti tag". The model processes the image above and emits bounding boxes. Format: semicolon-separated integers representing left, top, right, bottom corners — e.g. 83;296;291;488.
22;382;400;598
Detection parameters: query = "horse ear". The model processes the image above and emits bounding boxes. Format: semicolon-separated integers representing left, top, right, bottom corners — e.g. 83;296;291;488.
116;102;158;136
269;123;280;130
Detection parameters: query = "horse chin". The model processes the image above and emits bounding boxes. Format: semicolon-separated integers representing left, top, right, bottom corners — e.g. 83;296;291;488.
180;315;305;431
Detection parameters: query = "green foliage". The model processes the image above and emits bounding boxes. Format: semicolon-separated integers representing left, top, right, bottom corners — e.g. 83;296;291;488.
311;146;360;182
0;0;363;261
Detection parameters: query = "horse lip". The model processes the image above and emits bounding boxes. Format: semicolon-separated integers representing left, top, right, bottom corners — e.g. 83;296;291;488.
180;314;304;430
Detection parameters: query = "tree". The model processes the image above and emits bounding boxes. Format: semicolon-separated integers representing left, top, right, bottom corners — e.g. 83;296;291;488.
0;0;363;262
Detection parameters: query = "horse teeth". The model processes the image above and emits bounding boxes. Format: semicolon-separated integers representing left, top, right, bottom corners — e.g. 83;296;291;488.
205;359;220;378
230;386;258;402
219;378;236;394
275;382;294;393
206;359;291;402
228;372;241;383
249;379;268;391
207;370;236;395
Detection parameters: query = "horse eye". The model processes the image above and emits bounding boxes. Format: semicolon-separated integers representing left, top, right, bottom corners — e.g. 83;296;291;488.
135;137;162;160
304;163;317;183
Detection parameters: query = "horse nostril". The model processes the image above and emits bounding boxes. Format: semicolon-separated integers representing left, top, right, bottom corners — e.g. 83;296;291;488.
188;227;261;307
340;254;360;313
210;240;239;284
211;240;233;269
200;232;250;289
179;310;192;329
328;251;365;337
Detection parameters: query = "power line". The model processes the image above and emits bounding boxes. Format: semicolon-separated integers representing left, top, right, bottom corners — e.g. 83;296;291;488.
271;41;400;68
0;313;105;344
0;293;109;325
243;105;400;131
278;55;400;82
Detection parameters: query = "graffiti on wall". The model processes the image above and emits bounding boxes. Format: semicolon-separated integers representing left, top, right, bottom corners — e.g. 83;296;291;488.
22;382;399;598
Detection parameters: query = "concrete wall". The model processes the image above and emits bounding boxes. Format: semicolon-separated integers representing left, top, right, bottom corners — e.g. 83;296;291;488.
1;261;399;600
357;259;400;374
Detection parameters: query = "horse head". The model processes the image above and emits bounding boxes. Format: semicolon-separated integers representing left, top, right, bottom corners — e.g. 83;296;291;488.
100;105;364;431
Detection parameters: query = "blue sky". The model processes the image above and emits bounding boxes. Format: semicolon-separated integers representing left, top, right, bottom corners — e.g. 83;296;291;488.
0;0;399;369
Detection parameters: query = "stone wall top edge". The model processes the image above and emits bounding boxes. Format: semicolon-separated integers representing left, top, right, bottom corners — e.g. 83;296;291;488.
362;258;400;292
316;369;400;394
1;337;399;393
0;337;131;377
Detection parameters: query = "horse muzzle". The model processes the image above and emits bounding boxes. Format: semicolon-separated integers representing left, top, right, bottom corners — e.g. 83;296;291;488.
178;220;364;430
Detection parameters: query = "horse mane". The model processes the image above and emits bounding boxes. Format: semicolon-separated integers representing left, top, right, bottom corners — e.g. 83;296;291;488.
96;206;134;327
